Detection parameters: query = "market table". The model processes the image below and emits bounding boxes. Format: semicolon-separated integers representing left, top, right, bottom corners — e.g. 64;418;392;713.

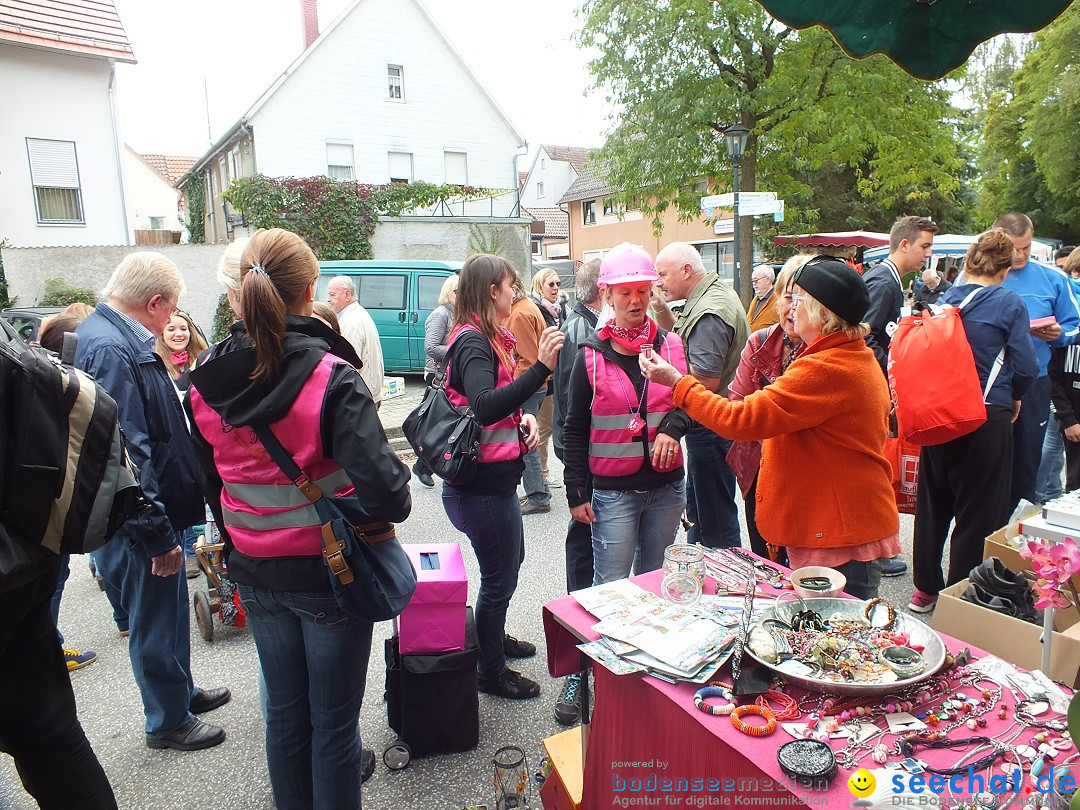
543;568;1065;809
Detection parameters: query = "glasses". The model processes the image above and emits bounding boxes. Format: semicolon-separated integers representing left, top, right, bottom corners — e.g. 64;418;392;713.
790;294;808;307
547;281;561;288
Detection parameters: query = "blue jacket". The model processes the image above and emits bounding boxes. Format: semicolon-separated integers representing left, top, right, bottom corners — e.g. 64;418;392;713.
76;305;203;556
1001;260;1080;377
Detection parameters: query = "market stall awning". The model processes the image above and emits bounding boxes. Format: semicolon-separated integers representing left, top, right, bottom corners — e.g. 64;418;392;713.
774;231;890;249
750;0;1074;80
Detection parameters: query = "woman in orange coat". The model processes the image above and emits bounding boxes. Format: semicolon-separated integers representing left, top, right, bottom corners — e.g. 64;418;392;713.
641;256;899;599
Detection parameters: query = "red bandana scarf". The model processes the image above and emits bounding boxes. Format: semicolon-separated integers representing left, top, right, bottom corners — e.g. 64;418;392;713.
170;351;190;367
599;316;656;353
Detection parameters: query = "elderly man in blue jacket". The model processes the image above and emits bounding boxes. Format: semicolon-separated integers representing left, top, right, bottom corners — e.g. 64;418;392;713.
76;252;230;751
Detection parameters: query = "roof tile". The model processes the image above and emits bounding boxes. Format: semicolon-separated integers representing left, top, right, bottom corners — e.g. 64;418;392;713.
541;145;593;174
138;153;199;186
522;206;569;238
0;0;135;62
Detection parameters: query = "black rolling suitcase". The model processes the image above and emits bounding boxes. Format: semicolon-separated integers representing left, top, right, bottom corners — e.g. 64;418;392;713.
383;606;479;766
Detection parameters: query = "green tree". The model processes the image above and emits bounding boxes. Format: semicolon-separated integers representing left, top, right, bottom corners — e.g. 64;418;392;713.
211;293;238;343
38;278;96;307
181;173;207;244
578;0;968;301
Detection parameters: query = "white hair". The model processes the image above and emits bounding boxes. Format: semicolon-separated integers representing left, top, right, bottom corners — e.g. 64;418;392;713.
102;252;185;306
922;269;938;282
328;275;357;298
655;242;705;275
752;264;775;282
216;237;249;291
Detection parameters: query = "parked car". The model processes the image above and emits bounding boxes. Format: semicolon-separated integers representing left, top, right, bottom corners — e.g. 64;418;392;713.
316;260;462;373
1;307;64;344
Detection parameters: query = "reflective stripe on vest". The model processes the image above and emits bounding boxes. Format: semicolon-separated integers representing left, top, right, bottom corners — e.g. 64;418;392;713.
586;332;687;477
188;353;354;559
445;324;523;463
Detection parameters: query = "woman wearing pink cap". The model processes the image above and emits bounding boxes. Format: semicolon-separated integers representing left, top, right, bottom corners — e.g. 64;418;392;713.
562;243;691;584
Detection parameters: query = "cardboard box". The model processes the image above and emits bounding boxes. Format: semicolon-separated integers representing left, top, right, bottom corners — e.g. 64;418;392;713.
540;726;584;810
931;577;1080;685
394;544;468;654
382;376;406;400
984;526;1080;594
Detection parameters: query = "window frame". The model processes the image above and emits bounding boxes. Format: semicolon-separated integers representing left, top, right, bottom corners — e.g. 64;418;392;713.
583;199;597;225
26;138;85;225
443;150;468;185
326;141;355;181
388;151;413;184
388;64;404;101
536;181;545;199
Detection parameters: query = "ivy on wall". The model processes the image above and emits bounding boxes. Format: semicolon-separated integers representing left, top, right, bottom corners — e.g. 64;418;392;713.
38;277;97;307
221;175;501;261
182;173;207;244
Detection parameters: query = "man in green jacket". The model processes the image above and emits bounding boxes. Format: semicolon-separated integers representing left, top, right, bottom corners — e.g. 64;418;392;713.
654;242;749;548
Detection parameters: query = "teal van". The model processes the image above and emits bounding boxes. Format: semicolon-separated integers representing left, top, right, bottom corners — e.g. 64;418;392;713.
316;260;461;373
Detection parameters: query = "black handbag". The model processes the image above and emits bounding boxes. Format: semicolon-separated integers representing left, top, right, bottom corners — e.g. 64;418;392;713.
401;348;481;486
252;425;416;622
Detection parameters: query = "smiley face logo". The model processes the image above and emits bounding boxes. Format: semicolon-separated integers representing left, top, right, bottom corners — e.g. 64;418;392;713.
848;768;876;799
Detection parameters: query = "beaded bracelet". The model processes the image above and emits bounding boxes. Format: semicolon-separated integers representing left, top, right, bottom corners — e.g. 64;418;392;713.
756;689;800;721
863;597;897;630
731;704;778;737
694;685;736;716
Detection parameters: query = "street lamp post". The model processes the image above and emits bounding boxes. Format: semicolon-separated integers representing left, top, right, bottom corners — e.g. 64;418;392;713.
723;124;749;299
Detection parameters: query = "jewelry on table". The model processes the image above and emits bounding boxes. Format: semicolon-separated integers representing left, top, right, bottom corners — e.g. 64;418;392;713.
730;704;778;737
896;735;1011;776
1015;699;1068;731
694;684;736;716
730;561;757;689
863;597;897;630
756;689;800;721
776;739;838;788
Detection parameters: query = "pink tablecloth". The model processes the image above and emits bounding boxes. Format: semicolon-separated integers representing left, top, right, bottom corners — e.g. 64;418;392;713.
543;569;1042;808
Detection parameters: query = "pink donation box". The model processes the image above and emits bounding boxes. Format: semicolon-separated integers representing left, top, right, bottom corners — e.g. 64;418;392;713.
394;543;468;654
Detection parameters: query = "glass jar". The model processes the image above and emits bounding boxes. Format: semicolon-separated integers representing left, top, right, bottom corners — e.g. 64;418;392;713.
660;570;703;606
664;543;706;584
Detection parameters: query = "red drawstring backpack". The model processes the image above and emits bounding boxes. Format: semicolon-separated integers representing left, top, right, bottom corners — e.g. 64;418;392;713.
887;287;1004;446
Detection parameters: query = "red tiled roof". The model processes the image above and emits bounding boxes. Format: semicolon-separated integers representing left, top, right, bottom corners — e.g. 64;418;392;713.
541;145;593;174
518;170;528;188
139;154;198;187
522;206;569;239
559;162;612;204
0;0;135;62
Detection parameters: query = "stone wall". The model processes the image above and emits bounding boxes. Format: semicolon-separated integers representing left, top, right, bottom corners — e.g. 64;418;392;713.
2;217;534;334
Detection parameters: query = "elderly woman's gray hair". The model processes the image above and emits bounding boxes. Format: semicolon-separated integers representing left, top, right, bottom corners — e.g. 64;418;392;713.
102;252;185;306
217;237;250;291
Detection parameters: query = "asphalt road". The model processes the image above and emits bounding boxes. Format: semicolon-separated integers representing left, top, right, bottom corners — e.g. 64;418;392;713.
0;400;924;809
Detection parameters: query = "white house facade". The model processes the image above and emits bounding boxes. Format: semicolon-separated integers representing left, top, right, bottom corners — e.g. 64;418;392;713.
0;1;135;247
518;145;588;210
184;0;526;243
123;147;195;241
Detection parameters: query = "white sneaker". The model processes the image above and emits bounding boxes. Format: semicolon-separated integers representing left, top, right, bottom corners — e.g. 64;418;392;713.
545;476;563;489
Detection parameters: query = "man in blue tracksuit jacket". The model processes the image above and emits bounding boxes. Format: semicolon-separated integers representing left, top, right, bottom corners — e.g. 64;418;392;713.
996;212;1080;510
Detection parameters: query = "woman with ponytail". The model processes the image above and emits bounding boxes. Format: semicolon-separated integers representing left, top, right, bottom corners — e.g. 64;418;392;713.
186;228;411;808
908;228;1037;614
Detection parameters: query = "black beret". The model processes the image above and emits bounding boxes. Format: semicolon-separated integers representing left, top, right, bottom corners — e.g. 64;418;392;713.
791;257;871;326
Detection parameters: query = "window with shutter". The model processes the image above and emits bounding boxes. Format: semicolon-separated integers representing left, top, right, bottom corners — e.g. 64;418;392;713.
388;152;413;183
26;138;84;224
444;151;467;185
326;142;355;181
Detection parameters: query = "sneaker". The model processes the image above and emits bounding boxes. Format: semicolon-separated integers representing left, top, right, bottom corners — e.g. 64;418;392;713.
545;475;563;489
880;556;908;577
521;498;551;515
970;558;1039;621
185;554;201;579
64;648;97;671
908;588;938;614
412;464;435;488
504;634;536;659
478;669;541;700
553;673;583;726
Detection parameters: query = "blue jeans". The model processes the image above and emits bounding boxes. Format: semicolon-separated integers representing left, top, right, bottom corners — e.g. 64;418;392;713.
1036;413;1066;503
1011;375;1051;510
442;485;525;680
237;585;373;810
684;425;741;548
834;559;882;600
94;530;196;736
89;548;128;633
521;389;550;504
591;481;687;585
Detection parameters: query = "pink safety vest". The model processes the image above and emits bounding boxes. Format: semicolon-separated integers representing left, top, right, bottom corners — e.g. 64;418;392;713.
188;354;354;559
585;331;687;477
444;324;523;463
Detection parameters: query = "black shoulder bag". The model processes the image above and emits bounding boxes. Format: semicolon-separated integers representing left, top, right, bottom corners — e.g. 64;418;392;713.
401;342;482;486
252;425;416;622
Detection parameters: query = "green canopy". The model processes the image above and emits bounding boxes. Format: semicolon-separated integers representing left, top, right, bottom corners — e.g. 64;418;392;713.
752;0;1075;79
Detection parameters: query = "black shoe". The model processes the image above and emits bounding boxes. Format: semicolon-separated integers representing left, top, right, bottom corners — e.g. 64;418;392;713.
970;558;1039;620
361;747;375;783
553;673;583;726
962;581;1022;618
504;634;536;659
412;464;435;488
478;669;541;700
190;686;231;714
146;717;226;751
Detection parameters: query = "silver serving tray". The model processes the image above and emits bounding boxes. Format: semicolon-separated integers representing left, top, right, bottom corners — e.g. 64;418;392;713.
745;596;947;696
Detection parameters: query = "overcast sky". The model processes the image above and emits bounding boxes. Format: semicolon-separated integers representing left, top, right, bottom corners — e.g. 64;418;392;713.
111;0;611;164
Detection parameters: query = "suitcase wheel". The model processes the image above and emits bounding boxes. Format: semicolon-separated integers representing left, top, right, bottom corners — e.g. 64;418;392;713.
383;740;412;771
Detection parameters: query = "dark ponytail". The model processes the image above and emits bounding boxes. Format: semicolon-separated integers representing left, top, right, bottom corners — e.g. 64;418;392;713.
239;228;319;381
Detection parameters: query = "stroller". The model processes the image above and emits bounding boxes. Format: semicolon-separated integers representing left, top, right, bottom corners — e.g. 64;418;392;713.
191;526;246;642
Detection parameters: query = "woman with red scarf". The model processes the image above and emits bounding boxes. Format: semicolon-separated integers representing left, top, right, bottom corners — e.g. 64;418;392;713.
562;243;691;585
155;310;208;391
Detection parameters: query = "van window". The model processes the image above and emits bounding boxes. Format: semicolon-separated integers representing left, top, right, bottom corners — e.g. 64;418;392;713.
418;275;447;310
358;275;406;309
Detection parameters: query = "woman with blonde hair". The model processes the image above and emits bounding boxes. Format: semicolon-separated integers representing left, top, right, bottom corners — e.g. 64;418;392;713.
155;310;208;391
529;267;562;485
643;257;899;599
909;229;1037;613
187;228;408;807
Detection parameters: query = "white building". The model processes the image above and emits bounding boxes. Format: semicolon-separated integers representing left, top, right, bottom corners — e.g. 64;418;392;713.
183;0;526;244
0;0;136;247
517;145;592;260
123;148;196;243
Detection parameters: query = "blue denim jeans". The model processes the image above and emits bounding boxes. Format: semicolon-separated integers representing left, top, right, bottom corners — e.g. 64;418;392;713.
684;425;741;548
521;389;550;503
94;530;197;736
89;548;128;633
238;585;373;810
591;481;687;585
442;485;525;680
1036;413;1066;503
834;558;882;600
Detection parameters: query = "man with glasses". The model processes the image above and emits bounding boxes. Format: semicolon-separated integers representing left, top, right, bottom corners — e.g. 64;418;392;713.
747;264;780;331
75;252;230;751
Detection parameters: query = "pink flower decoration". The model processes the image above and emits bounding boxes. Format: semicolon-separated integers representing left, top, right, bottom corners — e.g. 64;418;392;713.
1019;536;1080;613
